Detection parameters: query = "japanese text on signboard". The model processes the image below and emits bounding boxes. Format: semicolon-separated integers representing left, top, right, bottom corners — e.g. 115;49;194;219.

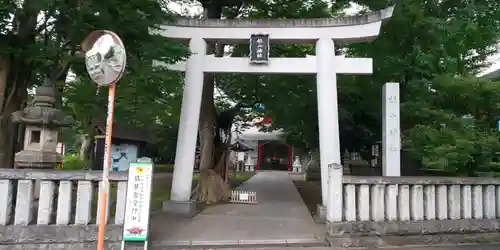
387;95;399;152
129;174;145;222
249;34;269;64
123;162;152;242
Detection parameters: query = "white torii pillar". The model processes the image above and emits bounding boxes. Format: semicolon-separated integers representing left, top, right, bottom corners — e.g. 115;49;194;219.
163;38;206;214
316;38;341;207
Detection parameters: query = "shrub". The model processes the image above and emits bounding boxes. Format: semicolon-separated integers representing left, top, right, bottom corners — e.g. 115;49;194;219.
61;154;88;170
305;165;321;181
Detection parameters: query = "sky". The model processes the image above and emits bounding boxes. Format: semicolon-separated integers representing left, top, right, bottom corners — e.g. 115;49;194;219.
481;54;500;76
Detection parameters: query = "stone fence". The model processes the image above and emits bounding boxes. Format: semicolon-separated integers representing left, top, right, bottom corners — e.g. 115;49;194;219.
0;169;127;249
3;167;500;248
326;163;500;247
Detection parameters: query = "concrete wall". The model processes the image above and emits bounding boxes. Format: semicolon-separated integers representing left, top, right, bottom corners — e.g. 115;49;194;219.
0;225;123;250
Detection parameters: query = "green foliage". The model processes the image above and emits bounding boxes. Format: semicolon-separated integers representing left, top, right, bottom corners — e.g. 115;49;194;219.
1;0;187;88
404;76;500;175
63;67;183;133
57;0;188;132
344;1;500;165
61;154;88;170
407;124;500;176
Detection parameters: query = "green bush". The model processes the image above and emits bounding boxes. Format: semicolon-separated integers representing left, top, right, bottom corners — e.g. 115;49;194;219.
407;123;500;176
61;154;88;170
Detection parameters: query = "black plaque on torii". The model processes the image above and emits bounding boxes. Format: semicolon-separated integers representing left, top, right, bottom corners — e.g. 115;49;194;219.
249;34;270;64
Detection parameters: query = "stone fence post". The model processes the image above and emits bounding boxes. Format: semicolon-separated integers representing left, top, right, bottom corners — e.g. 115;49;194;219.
327;163;343;222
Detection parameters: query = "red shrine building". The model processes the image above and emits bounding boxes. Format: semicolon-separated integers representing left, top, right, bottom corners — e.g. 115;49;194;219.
236;116;295;171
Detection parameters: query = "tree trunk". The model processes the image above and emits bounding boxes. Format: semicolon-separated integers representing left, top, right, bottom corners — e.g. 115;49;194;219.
0;89;27;169
0;56;29;168
195;70;231;203
0;114;16;168
0;57;10;168
0;0;46;168
79;123;97;170
79;134;94;161
192;3;235;204
0;57;36;169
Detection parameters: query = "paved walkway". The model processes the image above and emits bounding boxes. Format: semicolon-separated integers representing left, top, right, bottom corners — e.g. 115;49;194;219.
149;171;324;247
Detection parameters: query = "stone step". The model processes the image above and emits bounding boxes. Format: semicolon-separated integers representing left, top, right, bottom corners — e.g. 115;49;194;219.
146;238;328;249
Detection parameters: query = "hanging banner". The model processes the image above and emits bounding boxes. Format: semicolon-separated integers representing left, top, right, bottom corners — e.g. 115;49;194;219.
122;160;153;242
249;34;270;64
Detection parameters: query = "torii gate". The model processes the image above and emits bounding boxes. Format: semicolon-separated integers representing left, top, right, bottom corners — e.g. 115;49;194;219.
153;6;394;215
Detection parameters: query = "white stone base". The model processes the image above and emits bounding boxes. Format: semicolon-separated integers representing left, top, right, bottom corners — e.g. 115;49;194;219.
162;200;197;217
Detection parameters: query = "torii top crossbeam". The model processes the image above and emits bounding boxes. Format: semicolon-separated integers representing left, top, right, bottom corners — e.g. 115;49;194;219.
155;6;394;44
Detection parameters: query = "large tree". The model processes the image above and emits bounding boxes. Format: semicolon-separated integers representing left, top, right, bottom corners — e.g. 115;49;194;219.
405;76;500;176
346;0;500;174
0;0;186;167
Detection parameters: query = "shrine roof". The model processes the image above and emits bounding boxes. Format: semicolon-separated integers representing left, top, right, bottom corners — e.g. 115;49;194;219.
92;119;155;143
164;6;393;28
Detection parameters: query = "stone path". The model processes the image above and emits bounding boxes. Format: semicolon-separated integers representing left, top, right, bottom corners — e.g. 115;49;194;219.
149;171;325;247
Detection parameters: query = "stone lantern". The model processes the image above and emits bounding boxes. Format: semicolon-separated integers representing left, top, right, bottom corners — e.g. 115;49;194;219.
12;82;72;168
292;156;302;173
244;156;255;172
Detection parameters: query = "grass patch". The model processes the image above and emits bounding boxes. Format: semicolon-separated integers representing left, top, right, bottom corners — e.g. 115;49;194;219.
232;172;253;182
154;164;174;173
91;179;171;221
150;184;171;211
192;172;252;183
91;183;118;222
